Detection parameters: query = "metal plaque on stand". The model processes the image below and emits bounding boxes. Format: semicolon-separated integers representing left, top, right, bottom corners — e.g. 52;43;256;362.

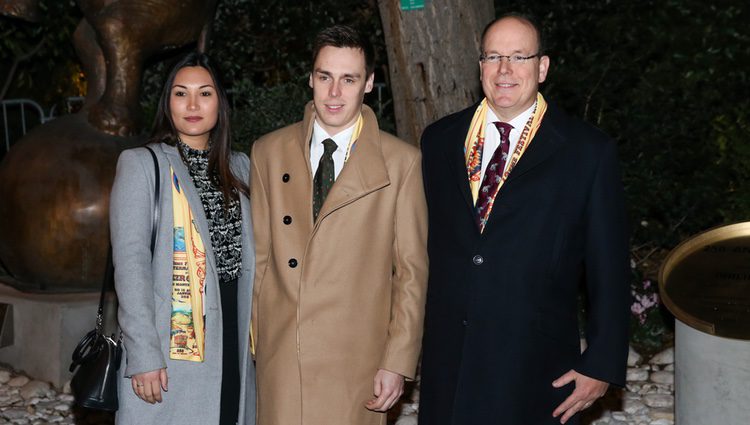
660;223;750;424
660;222;750;340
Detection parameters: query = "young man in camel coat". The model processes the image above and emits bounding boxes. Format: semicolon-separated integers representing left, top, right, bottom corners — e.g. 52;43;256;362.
250;25;428;425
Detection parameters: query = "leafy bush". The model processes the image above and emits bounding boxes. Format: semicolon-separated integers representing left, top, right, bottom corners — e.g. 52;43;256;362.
629;267;673;353
0;0;81;103
501;0;750;349
230;75;308;152
4;1;749;352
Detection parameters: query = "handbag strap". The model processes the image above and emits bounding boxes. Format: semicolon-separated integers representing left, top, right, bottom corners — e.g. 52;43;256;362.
144;146;160;254
96;249;114;334
96;146;161;334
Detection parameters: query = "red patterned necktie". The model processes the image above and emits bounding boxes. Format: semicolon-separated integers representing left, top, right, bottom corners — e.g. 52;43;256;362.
475;122;513;231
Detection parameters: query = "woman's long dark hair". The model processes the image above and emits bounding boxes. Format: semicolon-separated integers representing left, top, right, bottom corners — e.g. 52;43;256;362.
151;51;249;202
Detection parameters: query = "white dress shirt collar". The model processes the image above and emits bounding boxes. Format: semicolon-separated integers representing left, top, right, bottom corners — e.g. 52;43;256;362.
310;120;356;179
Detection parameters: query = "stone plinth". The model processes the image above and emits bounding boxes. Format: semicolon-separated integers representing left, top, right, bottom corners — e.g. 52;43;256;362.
675;320;750;425
0;282;116;388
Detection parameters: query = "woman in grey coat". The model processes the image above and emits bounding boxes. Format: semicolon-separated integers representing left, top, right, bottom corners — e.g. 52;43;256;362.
110;52;255;425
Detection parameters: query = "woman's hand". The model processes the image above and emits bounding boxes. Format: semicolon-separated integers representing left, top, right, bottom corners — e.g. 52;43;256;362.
131;368;168;404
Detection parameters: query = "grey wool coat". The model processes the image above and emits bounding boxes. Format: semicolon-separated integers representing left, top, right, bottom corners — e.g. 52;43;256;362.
110;142;256;425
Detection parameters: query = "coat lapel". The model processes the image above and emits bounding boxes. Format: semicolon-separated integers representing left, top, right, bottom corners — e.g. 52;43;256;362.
311;104;390;226
503;107;564;185
444;105;480;218
232;156;253;364
297;102;316;178
231;156;254;277
480;103;565;232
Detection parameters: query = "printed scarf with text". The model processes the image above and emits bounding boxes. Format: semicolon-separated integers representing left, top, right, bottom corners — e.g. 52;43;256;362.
464;93;547;232
169;167;206;362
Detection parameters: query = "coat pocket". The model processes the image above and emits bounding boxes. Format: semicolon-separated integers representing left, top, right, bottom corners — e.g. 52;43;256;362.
546;222;568;280
534;309;580;351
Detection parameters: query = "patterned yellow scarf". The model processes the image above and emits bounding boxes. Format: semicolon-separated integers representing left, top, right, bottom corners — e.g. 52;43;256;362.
343;114;364;162
464;93;548;214
169;167;206;362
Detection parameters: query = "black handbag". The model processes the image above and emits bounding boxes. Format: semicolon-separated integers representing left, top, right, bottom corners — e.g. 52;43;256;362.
69;146;160;411
69;255;122;411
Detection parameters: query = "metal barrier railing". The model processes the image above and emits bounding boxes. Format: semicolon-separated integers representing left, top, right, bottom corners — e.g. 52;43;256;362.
2;98;48;153
0;97;85;156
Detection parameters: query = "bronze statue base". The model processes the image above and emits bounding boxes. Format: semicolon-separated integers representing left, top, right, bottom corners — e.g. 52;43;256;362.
0;113;142;292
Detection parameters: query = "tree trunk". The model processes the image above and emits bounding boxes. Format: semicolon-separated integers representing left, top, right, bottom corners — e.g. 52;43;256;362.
377;0;494;145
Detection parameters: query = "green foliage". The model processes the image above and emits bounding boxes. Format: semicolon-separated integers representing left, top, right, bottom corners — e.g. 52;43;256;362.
499;0;750;243
210;0;385;86
229;76;309;152
629;272;672;354
139;0;391;141
211;0;392;145
0;0;81;103
499;0;750;348
4;1;748;352
228;76;394;151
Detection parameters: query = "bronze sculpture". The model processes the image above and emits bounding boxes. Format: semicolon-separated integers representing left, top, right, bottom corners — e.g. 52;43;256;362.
0;0;218;291
0;0;39;22
75;0;217;136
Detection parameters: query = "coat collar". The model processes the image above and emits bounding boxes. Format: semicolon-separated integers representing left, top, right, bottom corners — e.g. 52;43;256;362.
299;102;390;225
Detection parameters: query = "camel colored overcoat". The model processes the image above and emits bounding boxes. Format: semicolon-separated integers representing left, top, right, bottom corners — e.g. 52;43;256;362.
250;103;428;425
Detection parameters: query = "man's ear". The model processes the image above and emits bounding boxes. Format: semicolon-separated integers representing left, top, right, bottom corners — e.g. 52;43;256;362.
538;55;550;83
309;72;314;88
364;72;374;94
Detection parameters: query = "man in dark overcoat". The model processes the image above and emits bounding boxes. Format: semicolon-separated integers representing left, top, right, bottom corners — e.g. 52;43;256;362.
418;13;630;425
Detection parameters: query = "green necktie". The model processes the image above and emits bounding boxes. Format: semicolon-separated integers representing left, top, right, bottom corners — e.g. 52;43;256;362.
313;138;337;221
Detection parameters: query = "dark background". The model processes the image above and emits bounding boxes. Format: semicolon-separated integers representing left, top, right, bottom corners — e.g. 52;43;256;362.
1;0;749;351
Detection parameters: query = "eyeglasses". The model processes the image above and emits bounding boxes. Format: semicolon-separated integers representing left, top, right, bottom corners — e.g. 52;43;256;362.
480;53;539;65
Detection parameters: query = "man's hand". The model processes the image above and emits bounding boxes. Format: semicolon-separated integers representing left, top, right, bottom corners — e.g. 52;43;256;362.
551;369;608;424
365;369;404;412
131;368;168;404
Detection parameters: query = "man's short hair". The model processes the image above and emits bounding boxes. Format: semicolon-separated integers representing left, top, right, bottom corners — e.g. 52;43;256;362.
312;25;375;77
481;12;545;56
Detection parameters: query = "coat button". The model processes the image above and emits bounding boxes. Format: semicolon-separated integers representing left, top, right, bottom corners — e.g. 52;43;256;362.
282;173;290;182
283;215;292;225
288;258;298;268
472;255;484;265
462;319;469;326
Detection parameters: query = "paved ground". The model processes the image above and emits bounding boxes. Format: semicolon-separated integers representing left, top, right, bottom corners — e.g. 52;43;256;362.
0;345;674;424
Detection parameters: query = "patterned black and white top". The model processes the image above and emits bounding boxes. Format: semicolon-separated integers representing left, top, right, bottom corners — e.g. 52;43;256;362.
179;140;242;282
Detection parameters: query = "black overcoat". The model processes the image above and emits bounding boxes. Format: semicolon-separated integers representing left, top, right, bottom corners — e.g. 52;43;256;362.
418;101;630;425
